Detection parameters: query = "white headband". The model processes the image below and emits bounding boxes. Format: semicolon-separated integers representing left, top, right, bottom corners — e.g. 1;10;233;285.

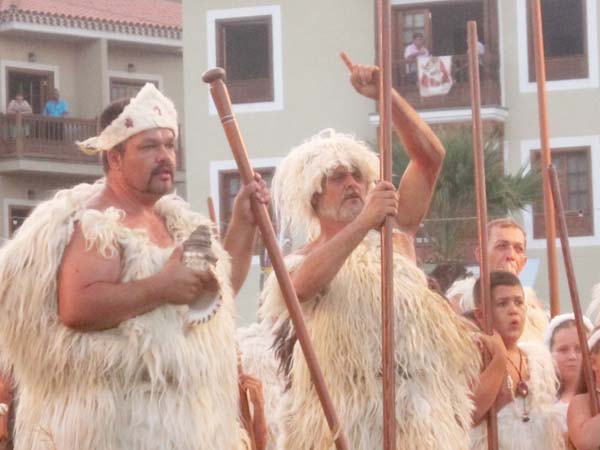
544;312;593;348
77;83;178;155
588;328;600;351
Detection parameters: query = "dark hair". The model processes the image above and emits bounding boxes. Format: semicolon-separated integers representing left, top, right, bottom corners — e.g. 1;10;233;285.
99;97;131;173
413;32;424;40
473;270;522;308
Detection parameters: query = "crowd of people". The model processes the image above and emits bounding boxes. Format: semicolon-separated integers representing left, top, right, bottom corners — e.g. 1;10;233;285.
0;56;598;450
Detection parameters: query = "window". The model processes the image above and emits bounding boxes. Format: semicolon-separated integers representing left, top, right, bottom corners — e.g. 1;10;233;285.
7;68;54;114
527;0;588;81
218;167;275;254
8;205;33;236
216;16;273;104
531;147;593;237
110;78;158;102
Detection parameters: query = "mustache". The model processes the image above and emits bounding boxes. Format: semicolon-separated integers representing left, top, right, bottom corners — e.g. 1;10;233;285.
151;164;175;177
342;189;362;201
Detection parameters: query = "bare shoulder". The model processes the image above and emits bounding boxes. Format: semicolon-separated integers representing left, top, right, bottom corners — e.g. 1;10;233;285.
568;393;591;419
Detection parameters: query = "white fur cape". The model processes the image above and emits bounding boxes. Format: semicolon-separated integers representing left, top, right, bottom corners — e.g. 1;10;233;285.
0;181;246;450
470;342;565;450
446;277;549;343
260;232;480;450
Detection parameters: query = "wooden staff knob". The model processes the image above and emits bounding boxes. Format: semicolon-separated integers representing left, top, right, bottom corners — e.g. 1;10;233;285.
202;67;226;84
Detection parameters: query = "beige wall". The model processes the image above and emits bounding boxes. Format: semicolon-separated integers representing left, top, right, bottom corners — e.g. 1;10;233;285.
75;39;108;118
498;0;600;313
183;0;378;322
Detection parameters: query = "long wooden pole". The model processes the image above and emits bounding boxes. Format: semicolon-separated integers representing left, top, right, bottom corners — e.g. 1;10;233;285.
202;68;349;450
376;1;396;449
467;21;498;450
548;165;600;415
530;0;560;316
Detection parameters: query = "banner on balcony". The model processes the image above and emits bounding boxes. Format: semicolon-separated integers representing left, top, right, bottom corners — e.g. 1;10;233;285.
417;55;453;97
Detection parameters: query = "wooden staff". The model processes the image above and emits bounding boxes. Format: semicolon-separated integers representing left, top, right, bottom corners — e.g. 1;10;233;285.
530;0;560;316
467;21;498;450
202;68;349;450
206;197;257;448
548;165;599;414
376;1;396;449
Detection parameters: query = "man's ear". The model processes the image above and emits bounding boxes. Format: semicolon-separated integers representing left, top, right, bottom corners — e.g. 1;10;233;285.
106;149;122;171
311;193;319;211
473;307;484;325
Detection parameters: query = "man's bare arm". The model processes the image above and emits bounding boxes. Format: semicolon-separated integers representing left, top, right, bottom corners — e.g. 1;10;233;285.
342;52;444;238
291;182;397;302
392;90;444;235
223;175;269;295
58;224;214;331
568;394;600;450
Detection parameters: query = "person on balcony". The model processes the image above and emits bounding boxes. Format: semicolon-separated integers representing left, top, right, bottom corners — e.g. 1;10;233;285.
42;89;68;117
6;93;32;115
404;32;430;82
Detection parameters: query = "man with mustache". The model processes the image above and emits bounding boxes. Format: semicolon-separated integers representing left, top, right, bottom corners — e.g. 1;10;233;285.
257;58;479;450
0;84;267;450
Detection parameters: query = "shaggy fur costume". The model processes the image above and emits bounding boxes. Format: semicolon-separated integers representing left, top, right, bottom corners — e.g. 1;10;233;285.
237;321;284;450
470;343;565;450
0;181;246;450
260;232;480;450
446;277;548;343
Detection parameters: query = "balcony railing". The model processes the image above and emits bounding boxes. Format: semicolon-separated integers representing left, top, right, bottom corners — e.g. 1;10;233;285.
0;113;184;169
393;53;501;110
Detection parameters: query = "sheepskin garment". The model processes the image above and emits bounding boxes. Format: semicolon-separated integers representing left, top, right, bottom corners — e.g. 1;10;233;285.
0;181;244;450
260;231;480;450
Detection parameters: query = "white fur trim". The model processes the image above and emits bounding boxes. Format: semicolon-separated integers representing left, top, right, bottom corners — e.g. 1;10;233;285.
543;313;593;348
77;83;178;155
272;129;379;241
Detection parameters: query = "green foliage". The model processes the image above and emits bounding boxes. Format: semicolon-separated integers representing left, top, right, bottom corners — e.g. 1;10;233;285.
392;128;542;264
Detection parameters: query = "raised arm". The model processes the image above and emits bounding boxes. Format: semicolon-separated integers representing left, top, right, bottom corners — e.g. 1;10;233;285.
223;174;270;295
58;224;215;331
341;52;444;237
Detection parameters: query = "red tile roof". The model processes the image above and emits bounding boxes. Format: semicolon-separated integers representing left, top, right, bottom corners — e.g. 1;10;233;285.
0;0;181;29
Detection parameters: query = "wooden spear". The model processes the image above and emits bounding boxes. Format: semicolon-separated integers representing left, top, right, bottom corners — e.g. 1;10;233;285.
467;21;498;450
548;164;599;414
206;196;220;240
202;68;350;450
530;0;560;316
376;1;396;449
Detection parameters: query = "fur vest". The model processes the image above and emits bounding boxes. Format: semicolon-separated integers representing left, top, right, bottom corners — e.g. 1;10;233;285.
260;232;480;450
0;181;244;450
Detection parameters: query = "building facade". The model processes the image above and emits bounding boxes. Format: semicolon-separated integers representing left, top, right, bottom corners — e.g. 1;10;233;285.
0;0;185;243
183;0;599;321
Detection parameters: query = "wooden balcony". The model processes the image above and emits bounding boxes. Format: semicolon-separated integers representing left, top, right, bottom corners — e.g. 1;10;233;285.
0;113;185;173
393;53;501;110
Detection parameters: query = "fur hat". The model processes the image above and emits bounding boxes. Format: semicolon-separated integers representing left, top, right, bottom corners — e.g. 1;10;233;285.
77;83;178;155
272;129;379;239
543;312;593;348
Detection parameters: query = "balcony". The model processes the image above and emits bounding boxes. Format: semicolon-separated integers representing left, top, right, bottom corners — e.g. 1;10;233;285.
393;53;501;110
0;113;185;176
